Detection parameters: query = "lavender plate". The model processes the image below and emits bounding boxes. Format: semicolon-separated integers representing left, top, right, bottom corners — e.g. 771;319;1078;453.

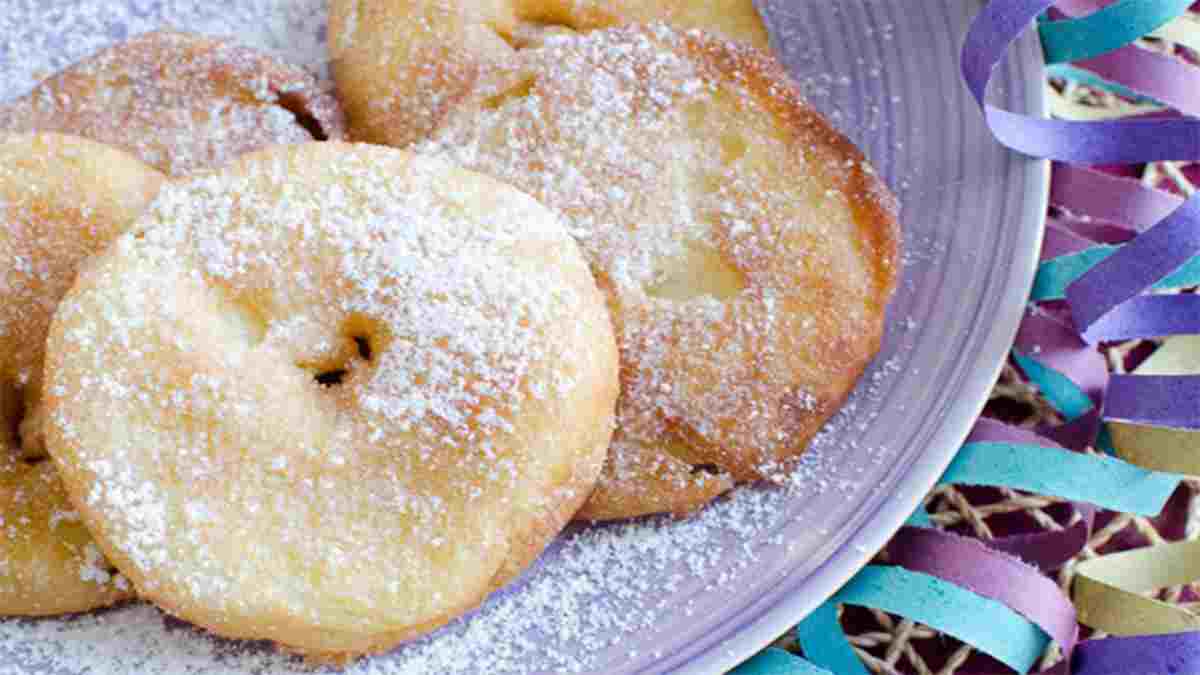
0;1;1046;673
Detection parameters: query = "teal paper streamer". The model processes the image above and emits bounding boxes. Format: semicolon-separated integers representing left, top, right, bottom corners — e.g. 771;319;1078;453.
731;649;833;675
1039;0;1192;64
905;504;933;528
795;602;871;675
1034;248;1113;302
1046;63;1160;104
942;441;1180;515
1032;246;1200;302
833;566;1049;673
1013;351;1095;421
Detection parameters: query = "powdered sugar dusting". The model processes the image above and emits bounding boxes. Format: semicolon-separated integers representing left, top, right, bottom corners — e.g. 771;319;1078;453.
3;350;906;673
0;2;920;673
0;30;344;176
419;24;897;511
47;144;616;651
0;133;162;616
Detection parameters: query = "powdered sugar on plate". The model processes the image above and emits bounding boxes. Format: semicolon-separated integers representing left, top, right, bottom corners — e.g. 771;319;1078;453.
0;2;915;674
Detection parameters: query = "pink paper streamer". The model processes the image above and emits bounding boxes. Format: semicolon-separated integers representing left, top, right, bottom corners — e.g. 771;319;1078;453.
1050;164;1183;232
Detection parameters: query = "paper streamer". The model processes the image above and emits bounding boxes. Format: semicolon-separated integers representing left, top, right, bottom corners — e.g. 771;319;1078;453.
1047;212;1136;249
981;4;1200;674
1015;310;1108;406
1074;537;1200;635
1039;0;1192;63
940;441;1179;515
888;527;1079;653
1047;63;1162;106
786;420;1182;674
1032;246;1200;302
1042;221;1104;260
1109;335;1200;473
832;566;1050;673
988;0;1200;468
1048;164;1181;234
985;503;1095;571
1073;633;1200;675
1077;293;1200;341
1066;196;1200;344
940;420;1098;570
794;602;870;675
1048;84;1165;121
1013;352;1097;420
792;418;1183;674
1075;45;1200;117
964;3;1200;674
1012;301;1112;454
795;530;1078;675
965;0;1200;165
1149;9;1200;51
1106;374;1200;429
1110;419;1200;473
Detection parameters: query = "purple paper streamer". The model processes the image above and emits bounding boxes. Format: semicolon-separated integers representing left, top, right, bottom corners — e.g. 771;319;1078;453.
1039;408;1103;452
1015;310;1108;404
1073;633;1200;675
1066;194;1200;343
963;0;1058;105
1076;45;1200;117
889;527;1079;653
1043;220;1101;260
987;109;1200;163
988;503;1096;570
1106;374;1200;429
1048;213;1136;247
1080;293;1200;340
969;417;1060;446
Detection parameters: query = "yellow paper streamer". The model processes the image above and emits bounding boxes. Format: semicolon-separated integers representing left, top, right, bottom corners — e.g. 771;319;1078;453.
1074;538;1200;635
1109;335;1200;474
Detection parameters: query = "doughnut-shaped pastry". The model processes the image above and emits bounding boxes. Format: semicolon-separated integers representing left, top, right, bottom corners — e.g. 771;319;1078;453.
416;25;901;520
328;0;768;147
0;31;345;176
0;133;163;615
44;142;619;659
